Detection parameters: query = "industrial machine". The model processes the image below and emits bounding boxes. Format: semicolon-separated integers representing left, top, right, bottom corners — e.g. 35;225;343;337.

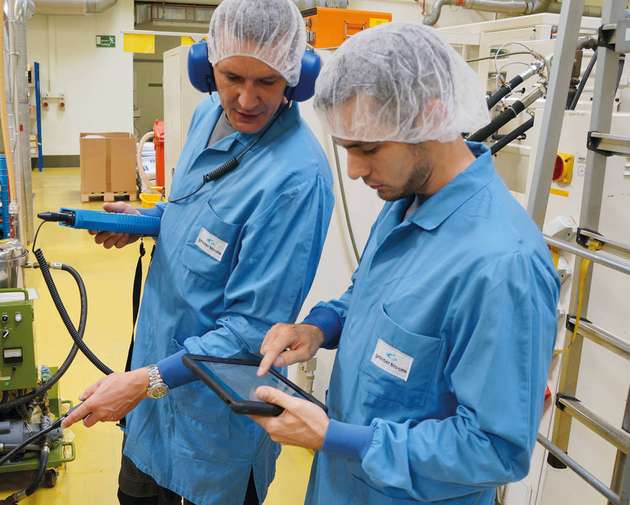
0;240;76;503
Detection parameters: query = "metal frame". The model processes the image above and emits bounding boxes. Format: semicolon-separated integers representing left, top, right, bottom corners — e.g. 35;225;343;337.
526;0;585;226
538;434;625;505
545;236;630;275
528;2;630;504
567;317;630;361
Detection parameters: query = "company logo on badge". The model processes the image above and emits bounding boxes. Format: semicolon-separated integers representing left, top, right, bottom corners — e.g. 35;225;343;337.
195;227;228;262
371;339;413;381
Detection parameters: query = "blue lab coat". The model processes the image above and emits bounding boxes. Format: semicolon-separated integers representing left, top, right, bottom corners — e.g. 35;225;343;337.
304;143;559;505
124;95;334;504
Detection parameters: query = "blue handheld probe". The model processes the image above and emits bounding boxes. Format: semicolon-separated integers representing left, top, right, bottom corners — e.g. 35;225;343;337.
37;208;161;237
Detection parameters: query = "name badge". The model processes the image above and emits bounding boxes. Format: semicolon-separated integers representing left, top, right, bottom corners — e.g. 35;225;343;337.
195;227;228;262
371;339;413;382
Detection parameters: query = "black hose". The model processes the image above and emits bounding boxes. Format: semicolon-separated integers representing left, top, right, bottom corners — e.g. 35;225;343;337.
491;117;535;155
0;264;86;413
34;248;113;375
569;52;597;111
577;37;597;51
24;444;50;496
468;100;527;142
487;74;525;110
0;491;21;504
616;55;626;94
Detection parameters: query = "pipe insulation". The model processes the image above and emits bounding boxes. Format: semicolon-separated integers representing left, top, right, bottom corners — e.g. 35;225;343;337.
423;0;601;25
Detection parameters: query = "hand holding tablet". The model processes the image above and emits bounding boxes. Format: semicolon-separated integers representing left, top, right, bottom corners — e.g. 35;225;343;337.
182;355;327;416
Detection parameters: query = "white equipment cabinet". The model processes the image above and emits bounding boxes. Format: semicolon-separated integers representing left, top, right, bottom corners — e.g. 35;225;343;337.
163;45;206;195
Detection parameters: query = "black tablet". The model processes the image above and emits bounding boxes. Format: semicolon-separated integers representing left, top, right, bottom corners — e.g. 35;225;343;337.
182;354;328;416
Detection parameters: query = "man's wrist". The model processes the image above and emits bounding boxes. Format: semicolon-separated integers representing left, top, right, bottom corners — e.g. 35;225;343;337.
301;323;325;347
302;307;343;349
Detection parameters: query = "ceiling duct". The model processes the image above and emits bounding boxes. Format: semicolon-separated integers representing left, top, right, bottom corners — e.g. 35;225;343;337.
135;2;214;30
35;0;118;15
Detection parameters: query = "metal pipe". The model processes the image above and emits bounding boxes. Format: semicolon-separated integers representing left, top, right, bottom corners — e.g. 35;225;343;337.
569;51;597;110
545;236;630;276
568;317;630;361
537;434;623;505
424;0;545;25
548;1;601;17
14;2;33;244
424;0;601;25
423;0;451;26
0;24;15;242
4;0;34;245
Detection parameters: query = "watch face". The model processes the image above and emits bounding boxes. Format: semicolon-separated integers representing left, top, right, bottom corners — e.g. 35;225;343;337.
148;384;169;399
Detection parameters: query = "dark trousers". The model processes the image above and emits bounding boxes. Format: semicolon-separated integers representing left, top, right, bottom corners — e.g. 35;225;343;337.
118;454;259;505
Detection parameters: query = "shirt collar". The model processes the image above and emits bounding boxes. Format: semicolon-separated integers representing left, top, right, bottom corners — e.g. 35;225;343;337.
404;142;495;231
207;101;300;153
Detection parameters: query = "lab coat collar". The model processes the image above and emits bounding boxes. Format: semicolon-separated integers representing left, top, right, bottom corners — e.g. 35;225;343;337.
405;142;494;231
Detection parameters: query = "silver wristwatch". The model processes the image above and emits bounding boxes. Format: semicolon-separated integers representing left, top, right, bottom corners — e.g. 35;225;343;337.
146;365;169;399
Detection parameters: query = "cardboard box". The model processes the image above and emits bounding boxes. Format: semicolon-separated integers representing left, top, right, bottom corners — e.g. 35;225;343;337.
80;132;137;196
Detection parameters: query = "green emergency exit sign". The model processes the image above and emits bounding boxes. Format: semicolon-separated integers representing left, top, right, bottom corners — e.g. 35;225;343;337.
96;35;116;48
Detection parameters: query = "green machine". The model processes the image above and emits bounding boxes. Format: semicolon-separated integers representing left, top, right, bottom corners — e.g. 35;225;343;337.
0;288;76;498
0;289;37;391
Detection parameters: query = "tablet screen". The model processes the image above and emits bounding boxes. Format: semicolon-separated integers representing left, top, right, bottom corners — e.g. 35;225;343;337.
198;361;301;402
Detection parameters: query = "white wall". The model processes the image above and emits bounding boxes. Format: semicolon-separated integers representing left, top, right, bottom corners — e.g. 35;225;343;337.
134;36;181;137
26;0;134;157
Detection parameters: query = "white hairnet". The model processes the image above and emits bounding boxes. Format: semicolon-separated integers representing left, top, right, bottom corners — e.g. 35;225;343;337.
314;22;490;143
207;0;306;88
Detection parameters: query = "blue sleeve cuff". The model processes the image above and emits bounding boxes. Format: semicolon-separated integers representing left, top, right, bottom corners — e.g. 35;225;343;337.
321;419;375;460
137;202;166;218
157;350;196;388
303;307;342;349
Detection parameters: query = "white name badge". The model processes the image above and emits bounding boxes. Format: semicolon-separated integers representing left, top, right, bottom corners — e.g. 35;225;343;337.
371;339;414;382
195;227;228;262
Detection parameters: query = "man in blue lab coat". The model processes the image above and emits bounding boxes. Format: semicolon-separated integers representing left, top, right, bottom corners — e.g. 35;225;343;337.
62;1;334;503
254;22;559;505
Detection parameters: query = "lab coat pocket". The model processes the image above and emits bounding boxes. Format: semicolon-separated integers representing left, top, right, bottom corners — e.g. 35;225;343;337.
166;338;233;441
182;202;242;283
359;305;443;409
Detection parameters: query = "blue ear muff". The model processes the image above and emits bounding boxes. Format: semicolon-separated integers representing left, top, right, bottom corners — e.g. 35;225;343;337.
187;41;320;102
188;41;216;94
285;49;321;102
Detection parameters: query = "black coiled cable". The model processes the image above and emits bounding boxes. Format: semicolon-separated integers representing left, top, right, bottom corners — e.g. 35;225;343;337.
169;157;240;204
34;248;113;376
203;157;240;184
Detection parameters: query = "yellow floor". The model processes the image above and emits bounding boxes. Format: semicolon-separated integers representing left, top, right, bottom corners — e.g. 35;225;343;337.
0;168;313;504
